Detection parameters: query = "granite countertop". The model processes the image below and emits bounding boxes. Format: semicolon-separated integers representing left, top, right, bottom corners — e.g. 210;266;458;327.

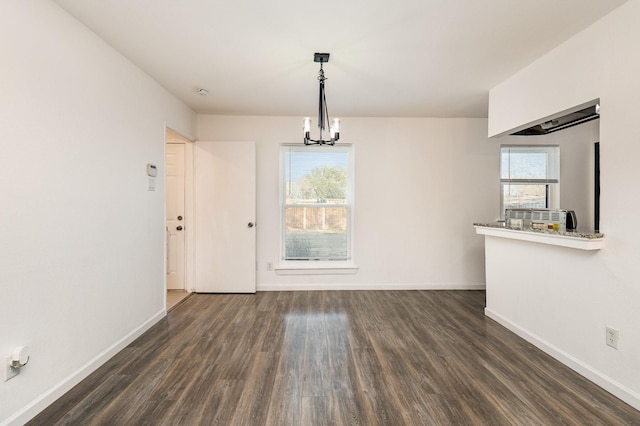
474;222;604;240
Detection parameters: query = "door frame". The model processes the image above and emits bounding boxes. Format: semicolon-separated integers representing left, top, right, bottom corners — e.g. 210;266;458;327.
165;127;195;294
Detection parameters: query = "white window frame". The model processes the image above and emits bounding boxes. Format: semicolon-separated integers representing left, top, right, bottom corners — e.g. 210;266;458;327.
500;145;560;217
277;144;357;274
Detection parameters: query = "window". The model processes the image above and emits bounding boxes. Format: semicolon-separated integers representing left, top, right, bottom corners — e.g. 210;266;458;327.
500;145;559;216
281;144;353;262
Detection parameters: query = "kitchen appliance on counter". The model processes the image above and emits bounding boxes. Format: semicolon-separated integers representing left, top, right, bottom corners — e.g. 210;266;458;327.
565;210;577;230
505;208;577;231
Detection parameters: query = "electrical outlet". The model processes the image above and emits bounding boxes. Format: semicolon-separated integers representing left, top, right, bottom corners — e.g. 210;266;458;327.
4;357;19;382
266;261;273;271
606;327;620;349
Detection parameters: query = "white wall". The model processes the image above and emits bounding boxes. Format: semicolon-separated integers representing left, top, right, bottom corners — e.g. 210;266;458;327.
198;115;497;290
487;0;640;409
0;1;196;424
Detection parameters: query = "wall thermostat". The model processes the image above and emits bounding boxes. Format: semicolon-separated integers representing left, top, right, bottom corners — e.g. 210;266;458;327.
146;163;158;177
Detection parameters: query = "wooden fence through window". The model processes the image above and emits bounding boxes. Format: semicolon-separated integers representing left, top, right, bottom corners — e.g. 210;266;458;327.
285;206;347;232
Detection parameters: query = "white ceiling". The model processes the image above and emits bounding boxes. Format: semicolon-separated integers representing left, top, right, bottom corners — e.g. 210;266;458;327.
54;0;627;118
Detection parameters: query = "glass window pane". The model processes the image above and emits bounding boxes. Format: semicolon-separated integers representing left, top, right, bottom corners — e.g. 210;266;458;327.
500;146;559;180
285;149;349;205
285;206;348;260
501;151;549;180
503;184;548;209
282;145;353;262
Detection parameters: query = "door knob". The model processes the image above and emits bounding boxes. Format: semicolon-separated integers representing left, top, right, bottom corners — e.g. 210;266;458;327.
176;226;183;231
248;222;254;228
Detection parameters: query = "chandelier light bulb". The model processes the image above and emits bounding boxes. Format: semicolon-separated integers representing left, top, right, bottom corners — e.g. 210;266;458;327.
331;118;340;134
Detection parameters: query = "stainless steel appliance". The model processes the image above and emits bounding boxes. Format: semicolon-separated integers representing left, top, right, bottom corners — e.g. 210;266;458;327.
565;210;577;230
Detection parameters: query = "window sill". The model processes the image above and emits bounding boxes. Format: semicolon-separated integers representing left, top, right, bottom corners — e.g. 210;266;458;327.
275;262;359;275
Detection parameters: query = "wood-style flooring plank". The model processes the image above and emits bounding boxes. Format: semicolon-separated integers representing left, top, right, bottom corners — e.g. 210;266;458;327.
28;291;640;426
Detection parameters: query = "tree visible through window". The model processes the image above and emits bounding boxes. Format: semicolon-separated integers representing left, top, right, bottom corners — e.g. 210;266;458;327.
281;145;353;261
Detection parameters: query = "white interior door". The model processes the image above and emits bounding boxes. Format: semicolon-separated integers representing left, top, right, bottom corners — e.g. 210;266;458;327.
166;143;186;290
194;141;256;293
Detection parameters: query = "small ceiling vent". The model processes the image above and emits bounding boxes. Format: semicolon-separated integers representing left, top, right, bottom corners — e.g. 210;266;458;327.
511;104;600;136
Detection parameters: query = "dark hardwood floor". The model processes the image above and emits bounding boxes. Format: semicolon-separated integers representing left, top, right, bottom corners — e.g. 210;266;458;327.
30;291;639;425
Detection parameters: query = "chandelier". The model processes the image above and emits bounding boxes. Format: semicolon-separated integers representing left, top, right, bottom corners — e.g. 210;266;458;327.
303;53;341;145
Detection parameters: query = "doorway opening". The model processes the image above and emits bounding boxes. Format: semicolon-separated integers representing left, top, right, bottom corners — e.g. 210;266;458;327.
166;127;193;310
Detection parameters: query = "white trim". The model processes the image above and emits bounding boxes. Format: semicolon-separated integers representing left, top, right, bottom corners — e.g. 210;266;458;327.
3;310;166;426
275;267;359;275
275;263;358;275
485;308;640;411
279;143;355;262
257;282;486;291
184;140;196;293
500;145;560;216
165;125;196;294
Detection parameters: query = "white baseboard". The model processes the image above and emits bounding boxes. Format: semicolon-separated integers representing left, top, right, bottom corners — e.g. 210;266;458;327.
485;308;640;411
4;310;166;426
257;283;486;291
